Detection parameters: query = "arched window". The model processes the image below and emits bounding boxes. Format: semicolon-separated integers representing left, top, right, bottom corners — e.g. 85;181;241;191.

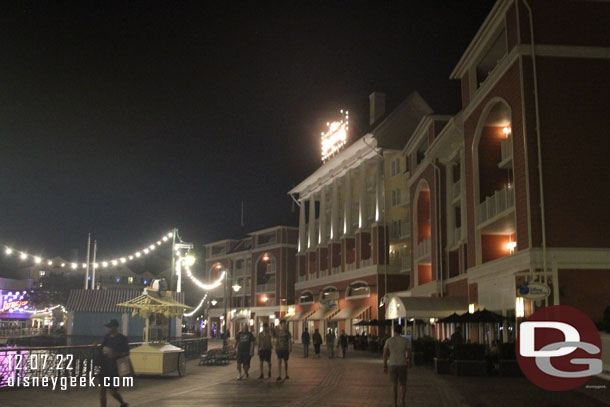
347;282;370;298
319;286;339;301
299;291;314;304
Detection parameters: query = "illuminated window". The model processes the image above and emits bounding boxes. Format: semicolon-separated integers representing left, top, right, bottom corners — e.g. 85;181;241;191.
347;282;370;298
39;270;46;276
299;291;314;304
128;277;134;284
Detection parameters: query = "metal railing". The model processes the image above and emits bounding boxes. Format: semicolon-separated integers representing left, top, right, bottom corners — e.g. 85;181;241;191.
331;266;341;275
415;237;431;260
400;221;411;239
319;269;328;278
478;184;515;225
297;274;308;283
0;338;207;388
345;262;356;271
401;256;412;271
360;258;372;267
255;281;276;293
0;328;46;338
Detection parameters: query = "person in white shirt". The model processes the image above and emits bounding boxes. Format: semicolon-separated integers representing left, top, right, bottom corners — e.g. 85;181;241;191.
383;324;412;407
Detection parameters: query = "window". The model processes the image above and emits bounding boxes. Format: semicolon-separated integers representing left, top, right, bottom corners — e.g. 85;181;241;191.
455;207;462;228
391;161;396;176
395;158;400;175
396;188;401;205
128;277;134;284
299;291;314;304
347;282;370;297
391;190;396;206
39;270;46;276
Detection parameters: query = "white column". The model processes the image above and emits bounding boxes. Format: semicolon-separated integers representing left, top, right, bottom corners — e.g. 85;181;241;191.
308;194;317;249
359;161;368;229
298;199;306;252
344;172;353;235
460;149;467;241
375;156;384;223
319;188;328;245
330;180;340;240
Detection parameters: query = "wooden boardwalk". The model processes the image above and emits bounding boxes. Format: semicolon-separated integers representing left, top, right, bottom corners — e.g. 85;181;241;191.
0;343;609;406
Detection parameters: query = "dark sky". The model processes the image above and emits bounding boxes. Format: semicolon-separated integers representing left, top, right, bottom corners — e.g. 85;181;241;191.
0;0;494;263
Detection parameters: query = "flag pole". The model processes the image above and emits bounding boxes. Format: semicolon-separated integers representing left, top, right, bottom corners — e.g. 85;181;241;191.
84;233;91;289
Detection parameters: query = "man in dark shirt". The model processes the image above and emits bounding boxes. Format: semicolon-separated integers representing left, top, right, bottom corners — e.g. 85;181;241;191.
234;325;255;380
312;328;323;358
337;330;349;358
98;319;129;407
275;319;292;380
301;328;311;358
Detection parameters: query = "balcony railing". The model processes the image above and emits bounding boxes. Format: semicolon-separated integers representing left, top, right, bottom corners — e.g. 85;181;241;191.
478;184;515;225
298;274;308;283
454;226;462;245
401;255;412;271
234;267;248;277
319;269;328;278
255;281;276;293
400;221;411;238
501;133;513;163
452;180;461;201
415;237;431;260
361;258;373;267
331;266;341;275
346;262;356;271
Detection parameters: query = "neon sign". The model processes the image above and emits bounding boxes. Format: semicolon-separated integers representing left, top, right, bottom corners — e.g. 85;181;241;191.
321;110;349;162
0;292;30;313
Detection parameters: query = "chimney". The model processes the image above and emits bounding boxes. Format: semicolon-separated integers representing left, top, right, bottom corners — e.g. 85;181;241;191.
369;91;386;126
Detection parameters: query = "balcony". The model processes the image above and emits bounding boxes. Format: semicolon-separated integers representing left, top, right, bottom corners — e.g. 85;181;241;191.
415;237;431;260
298;274;308;283
477;184;515;226
451;180;461;202
454;227;462;245
346;262;356;271
401;255;412;271
234;267;248;277
400;221;411;239
319;269;328;278
499;133;513;168
361;258;373;267
255;281;276;293
331;266;341;275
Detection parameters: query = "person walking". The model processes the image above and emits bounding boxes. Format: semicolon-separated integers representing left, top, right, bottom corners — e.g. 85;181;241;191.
257;323;273;379
337;330;348;358
274;319;292;380
383;324;412;407
235;325;255;380
312;328;322;358
98;319;129;407
325;328;336;358
301;328;311;358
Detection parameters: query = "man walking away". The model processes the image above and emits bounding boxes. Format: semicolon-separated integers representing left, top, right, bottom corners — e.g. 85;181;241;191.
98;319;129;407
275;319;292;380
338;330;348;358
301;328;311;358
325;328;336;358
383;324;411;407
235;325;255;380
312;328;322;358
257;323;273;379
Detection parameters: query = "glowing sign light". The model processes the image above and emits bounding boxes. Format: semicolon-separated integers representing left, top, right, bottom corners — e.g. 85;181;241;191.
321;110;349;162
0;292;30;313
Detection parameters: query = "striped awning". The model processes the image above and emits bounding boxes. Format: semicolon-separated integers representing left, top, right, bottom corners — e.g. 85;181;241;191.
66;289;185;313
288;308;316;321
307;307;337;321
331;305;370;321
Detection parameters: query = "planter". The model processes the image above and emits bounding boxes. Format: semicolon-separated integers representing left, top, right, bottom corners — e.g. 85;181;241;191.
455;359;487;376
434;357;453;375
498;359;522;376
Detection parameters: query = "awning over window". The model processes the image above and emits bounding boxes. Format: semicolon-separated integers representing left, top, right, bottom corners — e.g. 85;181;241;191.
385;295;468;319
307;307;337;321
288;308;315;321
331;305;370;321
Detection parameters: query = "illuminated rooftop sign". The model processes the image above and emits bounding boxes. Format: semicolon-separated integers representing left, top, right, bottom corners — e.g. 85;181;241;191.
321;110;349;162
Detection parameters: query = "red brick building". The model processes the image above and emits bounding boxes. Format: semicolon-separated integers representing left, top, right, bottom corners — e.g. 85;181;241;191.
389;0;610;339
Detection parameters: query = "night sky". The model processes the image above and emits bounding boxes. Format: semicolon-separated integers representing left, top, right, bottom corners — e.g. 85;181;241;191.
0;1;494;266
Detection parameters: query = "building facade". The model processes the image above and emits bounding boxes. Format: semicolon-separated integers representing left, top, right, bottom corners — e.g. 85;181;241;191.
204;226;298;335
287;92;432;341
390;0;610;341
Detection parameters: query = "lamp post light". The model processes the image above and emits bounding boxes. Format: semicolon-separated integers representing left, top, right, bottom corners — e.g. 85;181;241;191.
220;267;242;348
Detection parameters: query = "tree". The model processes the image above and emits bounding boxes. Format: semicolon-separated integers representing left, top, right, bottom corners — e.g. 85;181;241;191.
29;273;82;309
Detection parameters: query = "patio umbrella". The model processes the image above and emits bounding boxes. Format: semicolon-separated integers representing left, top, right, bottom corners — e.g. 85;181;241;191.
368;319;380;326
438;313;464;324
354;320;369;326
470;309;506;323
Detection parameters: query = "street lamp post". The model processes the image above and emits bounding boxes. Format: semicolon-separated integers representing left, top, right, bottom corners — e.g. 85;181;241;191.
221;269;242;348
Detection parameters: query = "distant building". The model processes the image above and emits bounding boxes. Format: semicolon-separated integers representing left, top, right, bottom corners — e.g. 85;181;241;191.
204;226;298;336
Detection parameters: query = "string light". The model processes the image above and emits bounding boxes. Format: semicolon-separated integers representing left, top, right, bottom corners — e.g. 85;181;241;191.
184;294;207;317
1;230;175;270
184;265;225;291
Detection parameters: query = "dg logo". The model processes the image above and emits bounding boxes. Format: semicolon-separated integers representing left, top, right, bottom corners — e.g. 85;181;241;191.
516;305;603;391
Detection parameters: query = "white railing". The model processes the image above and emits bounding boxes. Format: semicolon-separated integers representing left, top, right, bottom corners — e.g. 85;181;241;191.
415;237;431;260
346;262;356;271
400;255;412;271
454;227;462;245
400;221;411;238
452;180;461;201
319;269;328;278
255;281;276;293
331;266;341;275
501;133;513;163
361;258;372;267
477;184;515;225
298;274;308;283
234;267;247;277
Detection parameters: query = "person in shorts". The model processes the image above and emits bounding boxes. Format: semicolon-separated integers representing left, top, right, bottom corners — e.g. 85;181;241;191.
383;324;411;407
235;324;255;380
274;319;292;380
257;323;273;379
